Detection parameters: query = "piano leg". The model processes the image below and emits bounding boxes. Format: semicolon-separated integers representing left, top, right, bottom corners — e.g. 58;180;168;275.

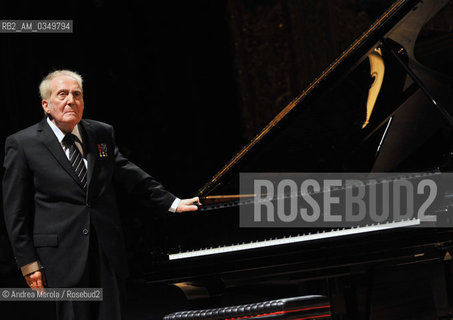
324;258;453;319
367;260;448;319
445;257;453;316
329;272;374;320
431;255;453;319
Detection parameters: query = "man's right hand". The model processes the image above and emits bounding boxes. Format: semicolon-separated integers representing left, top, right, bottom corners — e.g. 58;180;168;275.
176;197;201;212
25;270;46;292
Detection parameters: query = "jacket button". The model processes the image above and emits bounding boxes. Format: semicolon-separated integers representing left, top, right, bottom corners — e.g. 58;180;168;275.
86;202;91;208
82;229;89;235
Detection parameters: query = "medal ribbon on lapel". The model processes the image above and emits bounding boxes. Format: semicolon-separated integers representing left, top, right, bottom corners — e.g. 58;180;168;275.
98;144;108;158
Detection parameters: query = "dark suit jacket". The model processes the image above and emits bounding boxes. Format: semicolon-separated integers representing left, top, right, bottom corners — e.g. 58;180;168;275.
2;118;176;287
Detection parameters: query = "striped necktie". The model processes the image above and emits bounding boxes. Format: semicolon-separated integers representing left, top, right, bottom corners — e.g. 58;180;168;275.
63;133;87;190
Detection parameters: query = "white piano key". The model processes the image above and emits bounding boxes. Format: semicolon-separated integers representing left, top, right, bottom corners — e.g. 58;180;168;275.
169;219;421;260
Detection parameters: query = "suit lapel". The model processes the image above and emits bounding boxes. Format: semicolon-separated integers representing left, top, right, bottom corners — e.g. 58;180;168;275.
38;118;85;189
78;120;98;196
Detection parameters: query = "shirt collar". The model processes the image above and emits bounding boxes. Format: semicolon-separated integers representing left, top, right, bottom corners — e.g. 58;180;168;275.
46;117;83;145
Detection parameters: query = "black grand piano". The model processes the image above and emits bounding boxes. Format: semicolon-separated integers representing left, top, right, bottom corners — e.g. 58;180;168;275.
139;0;453;319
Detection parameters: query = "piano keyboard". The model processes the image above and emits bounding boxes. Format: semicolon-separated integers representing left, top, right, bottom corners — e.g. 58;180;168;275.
169;219;420;260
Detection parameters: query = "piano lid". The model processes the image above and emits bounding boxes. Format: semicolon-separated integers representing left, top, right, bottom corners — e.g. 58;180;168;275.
197;0;453;198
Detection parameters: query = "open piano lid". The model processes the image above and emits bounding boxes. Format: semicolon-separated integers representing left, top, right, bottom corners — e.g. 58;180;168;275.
148;0;453;285
197;0;453;200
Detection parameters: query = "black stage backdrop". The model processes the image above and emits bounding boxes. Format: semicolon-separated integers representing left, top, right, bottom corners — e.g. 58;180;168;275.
0;0;241;196
0;1;242;317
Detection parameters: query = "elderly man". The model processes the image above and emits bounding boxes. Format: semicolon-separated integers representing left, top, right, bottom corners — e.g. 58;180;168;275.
2;70;199;319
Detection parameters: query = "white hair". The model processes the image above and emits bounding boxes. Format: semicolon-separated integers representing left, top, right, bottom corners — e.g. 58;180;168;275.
39;70;83;100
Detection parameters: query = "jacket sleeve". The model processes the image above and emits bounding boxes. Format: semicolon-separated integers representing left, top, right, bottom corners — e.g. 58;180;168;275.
2;135;38;268
110;127;177;211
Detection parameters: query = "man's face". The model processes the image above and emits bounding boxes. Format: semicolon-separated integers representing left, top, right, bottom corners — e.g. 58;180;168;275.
42;75;84;132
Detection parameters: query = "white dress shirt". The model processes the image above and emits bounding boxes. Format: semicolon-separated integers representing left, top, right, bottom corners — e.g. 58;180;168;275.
46;118;180;212
47;117;88;168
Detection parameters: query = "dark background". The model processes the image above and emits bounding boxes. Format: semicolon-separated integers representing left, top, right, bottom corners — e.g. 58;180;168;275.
1;0;451;195
0;0;452;318
0;0;242;197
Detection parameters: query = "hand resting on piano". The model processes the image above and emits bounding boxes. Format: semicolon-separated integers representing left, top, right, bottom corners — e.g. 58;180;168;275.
176;197;201;212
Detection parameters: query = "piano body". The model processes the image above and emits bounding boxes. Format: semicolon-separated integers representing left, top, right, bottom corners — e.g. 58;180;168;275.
142;0;453;318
